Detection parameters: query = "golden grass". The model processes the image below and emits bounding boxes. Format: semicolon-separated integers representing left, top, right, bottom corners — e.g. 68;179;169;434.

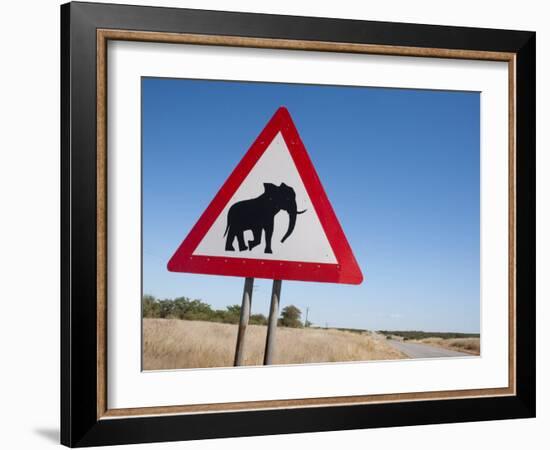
143;319;406;370
418;337;480;355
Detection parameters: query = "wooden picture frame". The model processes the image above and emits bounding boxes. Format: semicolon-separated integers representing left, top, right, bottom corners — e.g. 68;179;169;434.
61;1;535;447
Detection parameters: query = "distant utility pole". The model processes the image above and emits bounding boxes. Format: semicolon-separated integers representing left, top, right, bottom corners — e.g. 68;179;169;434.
305;307;309;327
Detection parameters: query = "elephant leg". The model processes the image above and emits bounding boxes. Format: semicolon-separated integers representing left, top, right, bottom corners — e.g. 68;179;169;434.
264;222;274;254
225;229;235;251
236;232;248;251
248;227;262;251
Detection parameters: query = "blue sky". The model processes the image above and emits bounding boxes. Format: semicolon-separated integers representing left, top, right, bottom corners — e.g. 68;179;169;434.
142;77;480;333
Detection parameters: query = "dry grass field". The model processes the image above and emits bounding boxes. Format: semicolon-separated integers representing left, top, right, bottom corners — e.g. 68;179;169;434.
143;318;406;370
416;337;480;355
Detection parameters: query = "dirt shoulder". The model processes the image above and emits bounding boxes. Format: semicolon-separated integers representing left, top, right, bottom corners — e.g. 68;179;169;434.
413;337;480;356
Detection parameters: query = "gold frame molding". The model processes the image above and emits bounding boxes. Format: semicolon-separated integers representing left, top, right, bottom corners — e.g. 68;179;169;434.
96;29;516;420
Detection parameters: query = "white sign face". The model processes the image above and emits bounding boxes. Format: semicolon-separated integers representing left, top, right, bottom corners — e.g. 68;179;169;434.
193;132;337;264
168;106;362;284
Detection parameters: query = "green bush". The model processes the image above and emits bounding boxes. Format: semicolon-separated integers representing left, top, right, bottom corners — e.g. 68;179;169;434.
250;313;268;325
377;330;480;340
143;295;288;327
142;295;160;318
279;305;303;328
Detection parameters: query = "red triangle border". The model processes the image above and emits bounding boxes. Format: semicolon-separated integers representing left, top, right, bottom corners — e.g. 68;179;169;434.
167;107;363;285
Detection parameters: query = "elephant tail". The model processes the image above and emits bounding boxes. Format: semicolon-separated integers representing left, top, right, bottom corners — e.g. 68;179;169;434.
223;220;229;238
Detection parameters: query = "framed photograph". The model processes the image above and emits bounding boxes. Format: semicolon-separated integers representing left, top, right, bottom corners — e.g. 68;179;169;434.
61;1;535;447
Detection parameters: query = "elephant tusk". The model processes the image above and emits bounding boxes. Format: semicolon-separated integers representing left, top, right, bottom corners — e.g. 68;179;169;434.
296;209;307;214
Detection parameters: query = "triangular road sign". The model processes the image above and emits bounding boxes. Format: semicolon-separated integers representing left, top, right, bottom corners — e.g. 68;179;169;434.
167;107;363;284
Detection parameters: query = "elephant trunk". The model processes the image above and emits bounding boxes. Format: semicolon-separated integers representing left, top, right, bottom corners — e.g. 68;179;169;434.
281;201;306;243
281;209;296;243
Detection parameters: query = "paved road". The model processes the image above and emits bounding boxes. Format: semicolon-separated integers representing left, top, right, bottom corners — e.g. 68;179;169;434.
388;340;472;359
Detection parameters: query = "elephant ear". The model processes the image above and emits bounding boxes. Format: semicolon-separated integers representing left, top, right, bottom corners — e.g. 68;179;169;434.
280;182;295;196
263;183;277;194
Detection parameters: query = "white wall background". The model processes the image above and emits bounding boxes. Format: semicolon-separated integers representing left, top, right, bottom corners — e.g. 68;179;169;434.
0;1;546;449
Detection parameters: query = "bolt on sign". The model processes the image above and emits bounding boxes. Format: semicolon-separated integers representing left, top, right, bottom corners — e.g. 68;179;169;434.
168;107;363;285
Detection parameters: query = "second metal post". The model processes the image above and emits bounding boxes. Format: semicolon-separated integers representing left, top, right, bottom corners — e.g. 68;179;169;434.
264;279;282;365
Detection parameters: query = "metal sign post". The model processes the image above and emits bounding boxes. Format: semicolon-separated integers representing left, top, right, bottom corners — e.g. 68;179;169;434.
263;279;282;365
234;277;254;366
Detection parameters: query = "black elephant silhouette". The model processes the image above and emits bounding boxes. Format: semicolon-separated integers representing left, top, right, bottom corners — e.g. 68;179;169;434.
223;183;307;254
